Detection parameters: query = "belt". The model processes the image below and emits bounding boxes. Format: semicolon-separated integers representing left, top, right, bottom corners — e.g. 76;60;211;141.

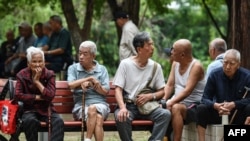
124;98;134;104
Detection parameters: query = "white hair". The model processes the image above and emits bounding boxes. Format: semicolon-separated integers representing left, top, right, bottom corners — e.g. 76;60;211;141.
79;41;97;55
224;49;241;62
26;46;45;62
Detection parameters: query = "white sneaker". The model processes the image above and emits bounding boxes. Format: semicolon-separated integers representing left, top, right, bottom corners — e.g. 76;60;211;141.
84;138;91;141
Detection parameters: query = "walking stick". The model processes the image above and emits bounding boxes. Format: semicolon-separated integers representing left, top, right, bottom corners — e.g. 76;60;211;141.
220;86;250;141
48;106;51;141
81;92;85;141
229;86;250;124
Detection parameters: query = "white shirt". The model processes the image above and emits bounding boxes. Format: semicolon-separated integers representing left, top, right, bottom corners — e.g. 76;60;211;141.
119;20;139;61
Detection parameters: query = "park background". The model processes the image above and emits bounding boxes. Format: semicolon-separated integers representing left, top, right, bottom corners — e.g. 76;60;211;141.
0;0;249;140
1;0;249;79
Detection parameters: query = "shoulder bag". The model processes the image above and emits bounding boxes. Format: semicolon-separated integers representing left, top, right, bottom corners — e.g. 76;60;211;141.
137;62;160;115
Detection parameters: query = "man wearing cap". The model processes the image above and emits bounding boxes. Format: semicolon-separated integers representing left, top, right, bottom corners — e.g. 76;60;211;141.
114;11;139;61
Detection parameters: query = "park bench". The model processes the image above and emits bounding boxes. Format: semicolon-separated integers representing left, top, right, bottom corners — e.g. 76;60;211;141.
0;78;154;140
0;78;224;141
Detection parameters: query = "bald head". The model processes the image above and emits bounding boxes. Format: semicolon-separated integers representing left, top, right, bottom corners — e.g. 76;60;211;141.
173;39;192;56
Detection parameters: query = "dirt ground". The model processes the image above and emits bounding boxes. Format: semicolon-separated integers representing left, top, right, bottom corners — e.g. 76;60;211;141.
1;131;151;141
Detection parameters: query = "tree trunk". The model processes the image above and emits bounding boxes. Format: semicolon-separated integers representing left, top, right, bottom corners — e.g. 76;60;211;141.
60;0;82;55
108;0;140;47
60;0;94;56
227;0;250;69
81;0;94;41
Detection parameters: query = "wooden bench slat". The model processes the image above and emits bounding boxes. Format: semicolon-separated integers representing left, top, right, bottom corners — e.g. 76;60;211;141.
0;79;154;133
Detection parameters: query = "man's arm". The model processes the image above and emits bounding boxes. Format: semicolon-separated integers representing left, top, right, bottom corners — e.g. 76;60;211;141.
163;62;176;100
169;61;204;104
115;86;130;122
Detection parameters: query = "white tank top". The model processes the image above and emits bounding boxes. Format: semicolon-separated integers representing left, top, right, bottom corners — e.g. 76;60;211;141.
173;59;206;103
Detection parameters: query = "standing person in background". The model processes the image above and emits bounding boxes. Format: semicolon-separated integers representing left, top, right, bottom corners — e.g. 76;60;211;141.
113;31;171;141
114;11;139;61
162;39;206;141
43;15;73;74
196;49;250;141
33;22;49;48
206;38;227;79
13;46;64;141
67;41;110;141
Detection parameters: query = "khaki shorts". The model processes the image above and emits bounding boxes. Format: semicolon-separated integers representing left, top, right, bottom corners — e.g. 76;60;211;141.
73;103;110;121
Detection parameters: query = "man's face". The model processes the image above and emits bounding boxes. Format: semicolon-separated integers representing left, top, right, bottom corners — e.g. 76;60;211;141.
78;47;95;67
28;53;45;72
139;39;154;58
208;45;215;60
223;53;240;79
6;31;14;41
21;27;32;38
49;20;59;32
115;18;124;27
171;44;184;62
34;25;43;37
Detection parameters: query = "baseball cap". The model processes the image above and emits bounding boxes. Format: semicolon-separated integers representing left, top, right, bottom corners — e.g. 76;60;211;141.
113;11;129;21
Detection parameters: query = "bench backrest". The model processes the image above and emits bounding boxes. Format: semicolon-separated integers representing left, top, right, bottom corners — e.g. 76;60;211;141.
0;79;117;114
0;79;8;94
53;81;116;114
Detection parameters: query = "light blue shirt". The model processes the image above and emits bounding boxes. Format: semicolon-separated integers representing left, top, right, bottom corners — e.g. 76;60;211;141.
67;61;109;112
206;53;224;80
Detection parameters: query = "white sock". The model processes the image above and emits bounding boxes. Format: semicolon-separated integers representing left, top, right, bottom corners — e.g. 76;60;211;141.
84;138;91;141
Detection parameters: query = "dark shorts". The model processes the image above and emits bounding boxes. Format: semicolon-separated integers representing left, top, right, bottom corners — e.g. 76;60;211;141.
181;102;199;124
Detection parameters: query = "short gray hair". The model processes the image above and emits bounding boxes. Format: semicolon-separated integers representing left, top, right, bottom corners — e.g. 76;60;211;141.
26;46;45;62
132;31;151;52
210;38;227;52
79;41;97;55
224;49;241;62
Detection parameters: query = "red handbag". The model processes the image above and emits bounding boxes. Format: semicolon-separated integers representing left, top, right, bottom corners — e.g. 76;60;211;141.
0;100;19;134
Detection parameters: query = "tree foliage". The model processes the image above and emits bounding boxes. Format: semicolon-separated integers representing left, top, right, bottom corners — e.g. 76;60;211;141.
0;0;230;77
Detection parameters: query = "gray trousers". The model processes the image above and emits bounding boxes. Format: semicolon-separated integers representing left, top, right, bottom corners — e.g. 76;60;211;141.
21;112;64;141
114;103;171;141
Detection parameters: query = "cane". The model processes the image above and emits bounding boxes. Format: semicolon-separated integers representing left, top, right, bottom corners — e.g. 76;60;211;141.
48;106;51;141
229;86;250;124
220;86;250;141
81;91;85;141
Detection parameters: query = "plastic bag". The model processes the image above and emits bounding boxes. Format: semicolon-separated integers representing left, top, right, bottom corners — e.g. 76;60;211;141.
0;100;18;134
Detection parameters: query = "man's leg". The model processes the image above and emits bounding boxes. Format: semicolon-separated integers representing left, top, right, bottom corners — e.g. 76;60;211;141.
86;105;97;139
196;104;220;141
94;114;104;141
171;104;186;141
197;125;206;141
114;103;135;141
149;107;171;141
